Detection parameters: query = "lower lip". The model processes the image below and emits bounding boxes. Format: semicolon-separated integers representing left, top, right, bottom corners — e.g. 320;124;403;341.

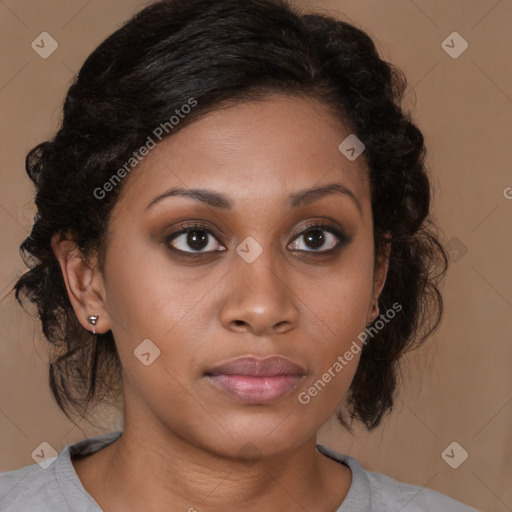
207;374;303;405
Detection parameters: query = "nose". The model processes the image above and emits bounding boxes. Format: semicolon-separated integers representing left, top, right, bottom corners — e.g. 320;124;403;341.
219;249;299;336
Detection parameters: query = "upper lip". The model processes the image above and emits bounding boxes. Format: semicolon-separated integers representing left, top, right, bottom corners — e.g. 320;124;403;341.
205;355;306;377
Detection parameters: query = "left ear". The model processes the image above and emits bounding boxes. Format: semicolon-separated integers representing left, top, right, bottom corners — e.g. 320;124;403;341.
366;240;391;325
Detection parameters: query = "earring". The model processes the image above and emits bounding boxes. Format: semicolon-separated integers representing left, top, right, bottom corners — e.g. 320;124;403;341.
87;315;99;335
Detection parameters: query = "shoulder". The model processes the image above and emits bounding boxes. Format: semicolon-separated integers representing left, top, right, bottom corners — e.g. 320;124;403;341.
363;466;479;512
317;444;479;512
0;431;122;512
0;461;71;511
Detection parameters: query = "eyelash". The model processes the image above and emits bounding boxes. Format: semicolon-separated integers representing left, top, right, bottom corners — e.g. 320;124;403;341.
164;222;349;256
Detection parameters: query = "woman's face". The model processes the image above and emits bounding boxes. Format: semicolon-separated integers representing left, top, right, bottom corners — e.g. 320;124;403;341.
88;95;386;458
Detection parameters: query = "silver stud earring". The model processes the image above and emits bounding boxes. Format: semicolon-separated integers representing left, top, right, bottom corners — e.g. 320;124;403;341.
87;315;99;334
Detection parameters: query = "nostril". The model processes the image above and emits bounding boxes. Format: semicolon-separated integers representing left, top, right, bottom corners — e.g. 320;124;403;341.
234;320;245;326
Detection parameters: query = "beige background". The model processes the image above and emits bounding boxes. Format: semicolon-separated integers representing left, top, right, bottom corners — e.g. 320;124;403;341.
0;1;510;511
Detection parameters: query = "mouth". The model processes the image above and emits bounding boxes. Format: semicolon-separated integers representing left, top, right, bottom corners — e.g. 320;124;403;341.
204;355;306;405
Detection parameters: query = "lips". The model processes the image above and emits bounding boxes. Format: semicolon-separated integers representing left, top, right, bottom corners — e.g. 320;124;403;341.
205;355;306;405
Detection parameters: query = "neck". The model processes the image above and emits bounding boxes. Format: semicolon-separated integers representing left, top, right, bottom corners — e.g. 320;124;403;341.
73;398;352;511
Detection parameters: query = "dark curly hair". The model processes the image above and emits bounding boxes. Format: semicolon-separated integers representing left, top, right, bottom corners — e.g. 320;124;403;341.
14;0;448;429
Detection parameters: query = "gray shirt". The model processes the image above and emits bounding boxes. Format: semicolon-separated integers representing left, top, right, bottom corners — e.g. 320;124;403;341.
0;430;478;511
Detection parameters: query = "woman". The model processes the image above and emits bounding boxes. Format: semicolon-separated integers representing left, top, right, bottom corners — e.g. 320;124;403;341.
0;0;478;510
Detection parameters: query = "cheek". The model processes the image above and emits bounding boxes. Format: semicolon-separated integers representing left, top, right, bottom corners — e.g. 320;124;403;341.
103;232;221;345
311;247;375;341
101;234;235;421
296;243;374;398
100;242;232;444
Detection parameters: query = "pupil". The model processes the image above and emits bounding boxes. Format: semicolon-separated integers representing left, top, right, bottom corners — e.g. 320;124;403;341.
188;230;208;250
305;229;324;249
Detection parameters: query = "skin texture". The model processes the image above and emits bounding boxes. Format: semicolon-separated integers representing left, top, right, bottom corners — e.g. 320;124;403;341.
52;95;389;512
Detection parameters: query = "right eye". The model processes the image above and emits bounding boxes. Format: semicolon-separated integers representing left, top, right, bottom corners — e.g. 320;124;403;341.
165;224;227;254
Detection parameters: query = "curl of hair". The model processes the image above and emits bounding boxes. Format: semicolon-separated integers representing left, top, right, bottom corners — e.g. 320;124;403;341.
14;0;448;427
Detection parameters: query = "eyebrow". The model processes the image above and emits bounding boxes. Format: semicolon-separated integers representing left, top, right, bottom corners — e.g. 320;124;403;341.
145;183;362;214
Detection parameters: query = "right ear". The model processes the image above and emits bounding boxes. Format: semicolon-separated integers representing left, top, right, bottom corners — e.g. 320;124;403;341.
50;233;112;335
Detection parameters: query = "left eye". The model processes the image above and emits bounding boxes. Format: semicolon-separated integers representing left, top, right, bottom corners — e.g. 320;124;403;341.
288;226;342;252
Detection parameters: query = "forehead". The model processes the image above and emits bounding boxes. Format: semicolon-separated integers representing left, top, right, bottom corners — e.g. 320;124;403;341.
114;95;370;214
